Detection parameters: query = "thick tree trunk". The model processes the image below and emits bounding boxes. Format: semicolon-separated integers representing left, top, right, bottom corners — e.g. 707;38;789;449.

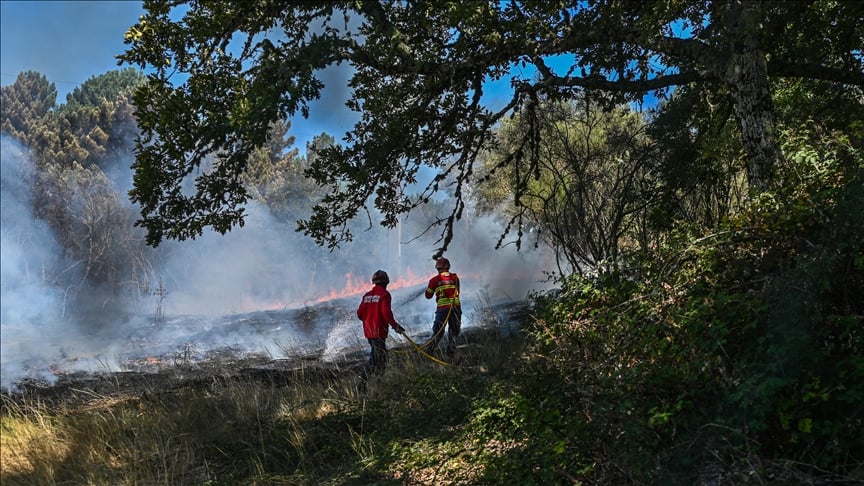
721;1;782;193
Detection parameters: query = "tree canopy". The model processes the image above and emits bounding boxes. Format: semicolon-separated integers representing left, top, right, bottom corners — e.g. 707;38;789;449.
0;71;57;145
479;98;658;274
119;0;864;252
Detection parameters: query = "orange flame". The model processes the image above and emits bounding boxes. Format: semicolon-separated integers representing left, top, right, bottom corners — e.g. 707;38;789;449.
240;267;433;311
304;267;430;305
232;268;534;313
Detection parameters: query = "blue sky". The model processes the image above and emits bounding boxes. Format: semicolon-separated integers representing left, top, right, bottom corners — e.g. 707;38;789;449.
0;1;650;153
1;1;144;101
0;0;355;150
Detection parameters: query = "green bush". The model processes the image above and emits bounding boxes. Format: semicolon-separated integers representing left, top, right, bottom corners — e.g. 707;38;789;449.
526;128;864;482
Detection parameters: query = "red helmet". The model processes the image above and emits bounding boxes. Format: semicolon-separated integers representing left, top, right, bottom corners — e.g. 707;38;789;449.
371;270;389;285
435;257;450;270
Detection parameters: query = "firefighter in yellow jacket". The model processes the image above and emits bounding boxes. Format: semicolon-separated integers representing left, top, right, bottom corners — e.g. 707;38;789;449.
425;257;461;357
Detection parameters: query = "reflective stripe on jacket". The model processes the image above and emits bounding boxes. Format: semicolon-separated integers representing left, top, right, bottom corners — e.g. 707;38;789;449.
357;284;398;339
425;272;461;309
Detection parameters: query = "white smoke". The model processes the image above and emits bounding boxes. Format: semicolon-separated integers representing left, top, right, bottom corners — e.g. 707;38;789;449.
0;131;554;391
1;135;68;388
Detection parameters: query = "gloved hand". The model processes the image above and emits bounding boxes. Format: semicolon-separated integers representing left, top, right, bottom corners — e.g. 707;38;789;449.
394;324;406;334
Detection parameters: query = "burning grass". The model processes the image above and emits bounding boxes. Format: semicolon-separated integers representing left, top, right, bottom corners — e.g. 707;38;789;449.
0;321;528;485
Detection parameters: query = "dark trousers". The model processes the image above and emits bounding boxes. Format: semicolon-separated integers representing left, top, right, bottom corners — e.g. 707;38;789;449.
430;306;462;355
362;337;387;380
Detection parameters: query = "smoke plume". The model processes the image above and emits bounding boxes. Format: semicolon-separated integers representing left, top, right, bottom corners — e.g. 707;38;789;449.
0;133;553;391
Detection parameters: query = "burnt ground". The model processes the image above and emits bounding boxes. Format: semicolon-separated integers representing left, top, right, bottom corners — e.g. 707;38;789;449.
0;300;532;411
1;351;364;412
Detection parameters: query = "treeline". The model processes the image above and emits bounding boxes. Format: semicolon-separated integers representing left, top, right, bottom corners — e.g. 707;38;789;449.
2;69;154;320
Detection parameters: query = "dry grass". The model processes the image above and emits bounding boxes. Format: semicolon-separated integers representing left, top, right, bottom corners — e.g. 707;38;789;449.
0;323;520;485
1;402;69;480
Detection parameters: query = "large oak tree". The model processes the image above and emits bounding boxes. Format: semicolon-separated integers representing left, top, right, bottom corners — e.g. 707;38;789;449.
119;0;864;252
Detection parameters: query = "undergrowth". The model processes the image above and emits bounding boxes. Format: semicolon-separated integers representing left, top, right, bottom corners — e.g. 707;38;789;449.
526;126;864;484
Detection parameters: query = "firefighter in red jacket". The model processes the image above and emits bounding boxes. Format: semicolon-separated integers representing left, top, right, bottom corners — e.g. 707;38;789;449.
357;270;405;380
425;257;462;357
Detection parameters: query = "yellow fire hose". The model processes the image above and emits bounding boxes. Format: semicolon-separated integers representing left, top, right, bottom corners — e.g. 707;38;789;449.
392;303;456;366
395;331;451;366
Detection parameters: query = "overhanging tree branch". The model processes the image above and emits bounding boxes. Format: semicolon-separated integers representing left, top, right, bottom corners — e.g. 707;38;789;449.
536;71;714;93
768;61;864;86
120;0;864;250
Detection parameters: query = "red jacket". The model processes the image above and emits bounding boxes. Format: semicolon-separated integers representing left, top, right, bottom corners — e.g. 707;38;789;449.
425;272;461;309
357;284;399;339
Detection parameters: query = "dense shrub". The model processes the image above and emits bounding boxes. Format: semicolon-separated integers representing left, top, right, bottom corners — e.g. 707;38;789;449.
527;130;864;483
